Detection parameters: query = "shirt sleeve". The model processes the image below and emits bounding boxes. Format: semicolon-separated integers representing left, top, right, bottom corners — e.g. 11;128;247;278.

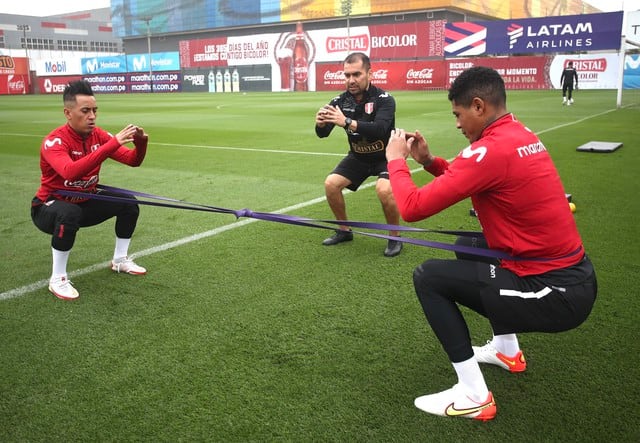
315;96;339;138
110;131;147;167
424;156;449;176
42;133;121;181
388;142;504;222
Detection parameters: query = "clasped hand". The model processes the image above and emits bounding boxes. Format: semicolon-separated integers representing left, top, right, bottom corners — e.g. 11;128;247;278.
315;105;345;128
386;128;434;166
116;124;147;145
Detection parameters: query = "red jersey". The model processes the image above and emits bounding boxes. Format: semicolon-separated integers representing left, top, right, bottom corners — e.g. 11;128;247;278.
36;123;147;203
388;114;583;276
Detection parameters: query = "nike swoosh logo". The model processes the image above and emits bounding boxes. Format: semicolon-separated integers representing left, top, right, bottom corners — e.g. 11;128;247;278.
445;398;494;417
44;137;62;149
497;353;525;368
498;355;517;367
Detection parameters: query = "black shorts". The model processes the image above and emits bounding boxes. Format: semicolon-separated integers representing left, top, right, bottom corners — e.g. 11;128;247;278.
331;152;389;192
414;251;597;335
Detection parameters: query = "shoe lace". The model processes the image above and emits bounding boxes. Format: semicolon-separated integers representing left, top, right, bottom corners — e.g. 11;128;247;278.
53;276;74;289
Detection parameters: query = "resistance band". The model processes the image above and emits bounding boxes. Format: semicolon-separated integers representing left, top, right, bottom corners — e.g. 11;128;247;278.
56;185;582;262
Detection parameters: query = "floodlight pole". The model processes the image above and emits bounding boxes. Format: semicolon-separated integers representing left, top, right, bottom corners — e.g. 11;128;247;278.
342;0;352;52
17;24;30;62
142;17;153;93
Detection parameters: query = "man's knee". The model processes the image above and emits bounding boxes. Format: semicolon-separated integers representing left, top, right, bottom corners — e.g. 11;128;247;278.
413;259;441;289
325;174;348;195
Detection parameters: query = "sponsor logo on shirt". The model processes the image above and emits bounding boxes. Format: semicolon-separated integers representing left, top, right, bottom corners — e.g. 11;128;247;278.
44;138;62;149
461;145;487;162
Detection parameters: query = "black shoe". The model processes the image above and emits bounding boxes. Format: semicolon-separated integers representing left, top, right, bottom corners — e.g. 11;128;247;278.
384;239;403;257
323;229;353;246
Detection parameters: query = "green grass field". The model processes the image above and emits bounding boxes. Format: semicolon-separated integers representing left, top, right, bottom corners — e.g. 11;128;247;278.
1;89;639;441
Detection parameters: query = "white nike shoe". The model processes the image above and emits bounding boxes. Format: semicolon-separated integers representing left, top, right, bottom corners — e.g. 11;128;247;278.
48;275;79;300
473;341;527;373
414;384;496;421
111;257;147;275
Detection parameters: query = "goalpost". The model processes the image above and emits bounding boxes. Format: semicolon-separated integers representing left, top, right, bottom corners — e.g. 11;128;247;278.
616;38;640;108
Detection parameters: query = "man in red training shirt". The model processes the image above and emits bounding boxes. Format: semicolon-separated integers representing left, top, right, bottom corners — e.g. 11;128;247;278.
31;80;149;301
386;66;596;420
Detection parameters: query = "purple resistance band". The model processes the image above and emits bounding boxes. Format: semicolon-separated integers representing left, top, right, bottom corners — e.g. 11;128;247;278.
56;185;582;262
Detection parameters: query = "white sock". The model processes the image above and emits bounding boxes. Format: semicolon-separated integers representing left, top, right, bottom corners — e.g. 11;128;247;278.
51;248;70;279
452;357;489;403
492;334;520;356
113;237;131;261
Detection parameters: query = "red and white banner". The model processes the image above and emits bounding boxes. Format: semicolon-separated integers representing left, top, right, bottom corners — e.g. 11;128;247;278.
316;60;447;91
549;53;620;89
179;34;279;68
37;75;82;94
0;74;29;94
446;56;551;89
0;55;29;75
316;56;553;91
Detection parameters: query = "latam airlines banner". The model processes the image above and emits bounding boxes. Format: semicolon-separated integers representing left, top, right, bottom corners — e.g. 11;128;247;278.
445;12;623;57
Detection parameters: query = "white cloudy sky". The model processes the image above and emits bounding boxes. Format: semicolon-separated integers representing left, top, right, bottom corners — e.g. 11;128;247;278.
0;0;638;17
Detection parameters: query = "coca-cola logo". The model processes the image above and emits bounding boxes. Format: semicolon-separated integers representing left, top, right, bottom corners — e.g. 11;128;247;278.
324;70;344;81
370;69;388;80
294;61;308;82
7;75;24;93
407;68;435;79
325;34;370;53
567;58;607;72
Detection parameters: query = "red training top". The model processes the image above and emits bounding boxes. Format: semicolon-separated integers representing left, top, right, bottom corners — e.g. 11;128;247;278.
36;123;147;203
388;113;583;276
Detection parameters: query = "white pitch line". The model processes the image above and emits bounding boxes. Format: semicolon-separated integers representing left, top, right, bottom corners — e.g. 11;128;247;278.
535;108;618;135
1;133;345;157
155;142;346;157
0;107;620;300
0;179;400;301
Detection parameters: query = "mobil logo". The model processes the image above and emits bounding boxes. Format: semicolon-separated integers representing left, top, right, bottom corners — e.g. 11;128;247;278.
44;60;67;73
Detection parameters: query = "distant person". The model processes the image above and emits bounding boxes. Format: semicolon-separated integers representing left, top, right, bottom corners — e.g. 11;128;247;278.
31;80;149;300
385;66;597;420
560;61;578;105
314;52;402;257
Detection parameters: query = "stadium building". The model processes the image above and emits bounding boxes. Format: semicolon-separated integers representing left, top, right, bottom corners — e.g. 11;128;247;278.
1;0;632;95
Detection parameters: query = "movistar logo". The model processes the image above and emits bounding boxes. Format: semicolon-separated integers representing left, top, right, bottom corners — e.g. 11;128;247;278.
85;58;98;73
461;145;487;162
44;137;62;149
133;56;147;71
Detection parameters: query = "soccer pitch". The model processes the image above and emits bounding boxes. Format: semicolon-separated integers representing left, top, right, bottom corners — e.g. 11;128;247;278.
1;89;638;441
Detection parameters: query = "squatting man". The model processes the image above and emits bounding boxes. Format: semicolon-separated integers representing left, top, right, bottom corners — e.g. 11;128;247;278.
385;66;597;420
31;80;149;301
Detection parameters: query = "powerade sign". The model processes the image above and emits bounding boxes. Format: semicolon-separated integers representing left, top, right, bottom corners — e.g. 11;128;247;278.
126;52;180;72
82;55;127;74
445;12;623;57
